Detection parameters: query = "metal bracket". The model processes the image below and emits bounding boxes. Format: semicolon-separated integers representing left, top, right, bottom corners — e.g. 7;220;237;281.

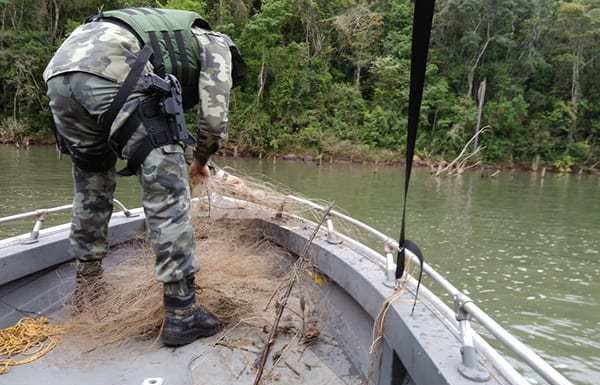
453;294;490;382
325;215;342;245
458;359;491;383
20;212;46;245
453;293;473;322
113;199;139;218
383;241;397;288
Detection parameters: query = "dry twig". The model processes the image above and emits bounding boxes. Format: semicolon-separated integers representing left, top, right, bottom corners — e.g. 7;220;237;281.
252;204;334;385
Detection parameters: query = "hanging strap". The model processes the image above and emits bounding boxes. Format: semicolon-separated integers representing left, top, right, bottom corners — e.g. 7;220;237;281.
99;44;154;133
173;30;190;85
161;31;180;80
147;31;166;76
395;0;436;314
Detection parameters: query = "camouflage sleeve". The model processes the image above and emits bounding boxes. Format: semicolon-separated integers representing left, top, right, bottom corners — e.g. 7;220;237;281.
193;30;233;166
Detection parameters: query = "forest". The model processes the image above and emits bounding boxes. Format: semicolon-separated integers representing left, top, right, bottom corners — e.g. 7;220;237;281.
1;0;599;172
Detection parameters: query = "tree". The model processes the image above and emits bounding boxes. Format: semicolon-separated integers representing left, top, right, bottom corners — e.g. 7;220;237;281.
435;0;529;97
556;0;600;140
332;3;383;88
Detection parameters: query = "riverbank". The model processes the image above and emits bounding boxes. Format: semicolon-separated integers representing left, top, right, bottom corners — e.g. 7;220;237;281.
0;121;54;147
218;142;600;176
3;135;599;176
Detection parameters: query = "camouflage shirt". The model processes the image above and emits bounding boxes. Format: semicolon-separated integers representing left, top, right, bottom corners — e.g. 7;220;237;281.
43;21;232;165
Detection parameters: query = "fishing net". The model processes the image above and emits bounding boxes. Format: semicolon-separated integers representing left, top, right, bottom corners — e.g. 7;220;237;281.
66;220;285;345
64;168;325;349
197;167;380;247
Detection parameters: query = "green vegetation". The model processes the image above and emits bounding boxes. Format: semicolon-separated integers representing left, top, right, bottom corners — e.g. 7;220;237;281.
1;0;600;170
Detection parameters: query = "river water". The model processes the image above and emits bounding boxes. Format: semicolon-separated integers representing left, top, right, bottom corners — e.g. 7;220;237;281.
1;144;599;384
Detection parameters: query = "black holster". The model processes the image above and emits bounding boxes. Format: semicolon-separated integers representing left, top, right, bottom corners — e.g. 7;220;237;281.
108;72;196;176
110;95;178;176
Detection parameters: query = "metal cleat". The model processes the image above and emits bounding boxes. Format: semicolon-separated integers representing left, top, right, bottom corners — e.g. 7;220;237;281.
383;242;397;288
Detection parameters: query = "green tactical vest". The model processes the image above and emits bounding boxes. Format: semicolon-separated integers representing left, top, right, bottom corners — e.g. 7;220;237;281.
93;8;212;108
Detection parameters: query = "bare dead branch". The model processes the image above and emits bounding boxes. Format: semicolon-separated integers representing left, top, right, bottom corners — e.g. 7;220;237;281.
436;126;489;176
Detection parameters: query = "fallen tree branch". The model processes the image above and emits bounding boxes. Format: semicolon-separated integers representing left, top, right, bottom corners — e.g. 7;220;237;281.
436;125;490;176
454;148;484;175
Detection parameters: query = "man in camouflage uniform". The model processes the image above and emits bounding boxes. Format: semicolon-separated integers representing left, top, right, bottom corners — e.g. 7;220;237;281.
43;7;243;346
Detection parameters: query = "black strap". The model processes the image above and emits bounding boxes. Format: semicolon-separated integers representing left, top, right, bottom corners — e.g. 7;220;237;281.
109;115;138;156
395;0;436;315
71;149;118;173
118;131;172;176
173;30;190;85
148;31;165;76
230;46;247;88
161;31;180;80
50;116;70;155
109;95;162;156
99;44;153;133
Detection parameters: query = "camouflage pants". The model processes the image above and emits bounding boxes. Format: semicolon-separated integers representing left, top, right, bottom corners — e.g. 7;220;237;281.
47;72;196;283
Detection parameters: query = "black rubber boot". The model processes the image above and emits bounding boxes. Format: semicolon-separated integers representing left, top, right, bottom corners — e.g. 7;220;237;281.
162;275;223;347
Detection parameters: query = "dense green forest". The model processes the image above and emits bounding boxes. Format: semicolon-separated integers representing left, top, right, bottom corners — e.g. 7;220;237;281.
1;0;599;171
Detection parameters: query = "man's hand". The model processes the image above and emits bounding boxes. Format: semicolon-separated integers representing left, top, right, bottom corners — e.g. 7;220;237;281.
190;159;210;185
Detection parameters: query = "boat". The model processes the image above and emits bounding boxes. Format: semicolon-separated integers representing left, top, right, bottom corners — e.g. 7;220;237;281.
0;189;574;385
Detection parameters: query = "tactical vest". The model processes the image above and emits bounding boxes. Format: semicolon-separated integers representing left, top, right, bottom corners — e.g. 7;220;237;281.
91;8;212;109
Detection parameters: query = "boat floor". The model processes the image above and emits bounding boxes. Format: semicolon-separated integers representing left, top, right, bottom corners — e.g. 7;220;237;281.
1;240;366;385
6;326;363;385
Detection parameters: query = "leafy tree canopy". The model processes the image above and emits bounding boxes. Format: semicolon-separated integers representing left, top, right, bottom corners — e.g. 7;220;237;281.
1;0;599;169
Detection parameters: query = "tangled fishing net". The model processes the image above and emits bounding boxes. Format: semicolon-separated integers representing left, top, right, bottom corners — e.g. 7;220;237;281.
63;167;327;349
197;166;378;243
65;221;289;346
